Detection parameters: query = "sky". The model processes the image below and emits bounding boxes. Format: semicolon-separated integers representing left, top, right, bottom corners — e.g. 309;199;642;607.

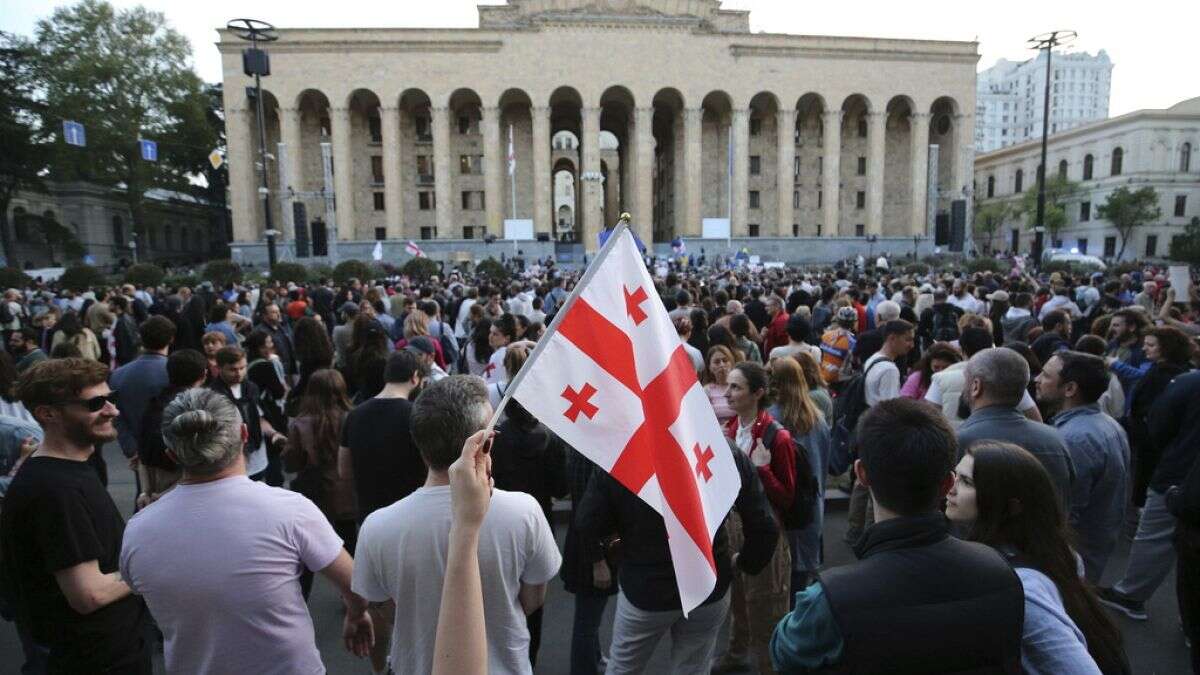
4;0;1198;117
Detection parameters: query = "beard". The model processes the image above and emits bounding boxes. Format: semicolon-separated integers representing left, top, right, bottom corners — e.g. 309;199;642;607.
64;414;118;447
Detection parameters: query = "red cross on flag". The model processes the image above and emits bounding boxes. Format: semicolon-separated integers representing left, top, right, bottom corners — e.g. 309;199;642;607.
507;225;739;615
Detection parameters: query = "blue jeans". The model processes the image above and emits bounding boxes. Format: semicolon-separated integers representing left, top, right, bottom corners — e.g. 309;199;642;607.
571;593;610;675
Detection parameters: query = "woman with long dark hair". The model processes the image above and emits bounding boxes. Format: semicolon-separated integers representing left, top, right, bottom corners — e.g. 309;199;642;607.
285;368;357;597
900;342;961;401
688;307;710;358
1125;325;1194;506
946;441;1130;675
464;317;494;378
50;311;101;361
345;315;390;402
245;329;289;486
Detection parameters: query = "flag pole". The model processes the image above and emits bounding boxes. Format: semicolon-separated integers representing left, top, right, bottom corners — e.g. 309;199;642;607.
485;212;633;432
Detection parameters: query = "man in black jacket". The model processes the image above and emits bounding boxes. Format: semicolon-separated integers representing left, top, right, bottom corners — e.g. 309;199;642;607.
1102;369;1200;621
1164;370;1200;670
108;296;141;366
576;438;778;674
771;398;1023;673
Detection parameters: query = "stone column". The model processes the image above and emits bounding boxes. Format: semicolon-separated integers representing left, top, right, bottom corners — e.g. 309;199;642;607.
776;108;796;237
822;110;842;237
634;106;655;245
380;105;404;239
581;105;602;251
431;105;454;239
227;106;257;243
278;106;304;242
731;108;750;235
909;112;930;236
672;109;687;238
867;111;887;235
952;113;971;201
684;107;703;237
532;106;552;238
482;106;504;237
330;105;356;242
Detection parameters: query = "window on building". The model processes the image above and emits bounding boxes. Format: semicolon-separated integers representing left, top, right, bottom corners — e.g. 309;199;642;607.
749;156;761;176
368;116;382;143
1111;147;1123;176
12;207;27;239
1077;238;1088;254
857;157;866;176
1104;236;1117;258
419;191;435;210
111;215;124;246
1146;235;1158;258
1015;169;1024;193
462;226;476;240
461;191;485;210
793;190;801;209
420;226;435;240
818;191;823;208
749;191;760;209
748;224;760;237
817;156;823;176
855;223;865;237
792;223;799;237
749;118;762;136
1058;159;1068;180
371;155;384;184
857;118;867;138
1176;195;1188;217
987;175;995;198
375;227;386;241
1083;154;1094;180
373;192;385;211
1080;201;1091;221
415;116;431;141
460;155;483;175
793;156;801;180
457;115;479;135
1183;142;1193;173
416;156;434;183
856;191;866;209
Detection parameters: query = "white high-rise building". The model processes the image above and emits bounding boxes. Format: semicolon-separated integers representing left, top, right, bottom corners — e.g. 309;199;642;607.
975;50;1112;152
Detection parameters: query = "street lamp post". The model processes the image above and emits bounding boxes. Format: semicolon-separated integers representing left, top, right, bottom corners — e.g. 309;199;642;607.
228;19;280;269
1027;30;1076;269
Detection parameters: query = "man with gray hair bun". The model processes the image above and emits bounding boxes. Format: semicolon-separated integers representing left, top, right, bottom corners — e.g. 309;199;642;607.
120;388;374;674
956;347;1077;508
352;375;561;675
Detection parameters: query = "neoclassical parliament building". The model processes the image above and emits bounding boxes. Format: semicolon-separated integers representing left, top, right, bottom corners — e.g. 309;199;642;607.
218;0;979;263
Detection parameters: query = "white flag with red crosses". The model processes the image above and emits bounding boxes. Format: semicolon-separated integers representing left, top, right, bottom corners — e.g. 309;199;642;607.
510;227;739;615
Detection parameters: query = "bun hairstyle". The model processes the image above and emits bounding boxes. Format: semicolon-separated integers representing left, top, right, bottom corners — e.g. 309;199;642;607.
161;388;244;475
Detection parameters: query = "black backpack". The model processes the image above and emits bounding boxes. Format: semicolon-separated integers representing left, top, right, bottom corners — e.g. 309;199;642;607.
931;306;960;342
830;357;893;466
761;420;818;531
0;302;13;326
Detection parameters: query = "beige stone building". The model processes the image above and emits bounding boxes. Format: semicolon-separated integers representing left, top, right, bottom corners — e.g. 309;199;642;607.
218;0;979;261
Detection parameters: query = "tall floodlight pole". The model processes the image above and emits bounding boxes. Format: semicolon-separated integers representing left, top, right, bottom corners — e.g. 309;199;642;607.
228;19;280;268
1027;30;1076;269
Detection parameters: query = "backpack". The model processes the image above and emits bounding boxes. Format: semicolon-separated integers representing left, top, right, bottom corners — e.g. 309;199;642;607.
431;321;460;374
0;302;13;325
761;420;818;531
830;357;893;467
931;306;960;343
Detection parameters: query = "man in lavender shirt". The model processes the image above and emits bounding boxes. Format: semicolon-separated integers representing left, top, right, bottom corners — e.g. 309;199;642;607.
120;389;373;674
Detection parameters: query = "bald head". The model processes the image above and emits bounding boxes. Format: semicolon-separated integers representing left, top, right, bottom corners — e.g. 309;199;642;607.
965;347;1030;409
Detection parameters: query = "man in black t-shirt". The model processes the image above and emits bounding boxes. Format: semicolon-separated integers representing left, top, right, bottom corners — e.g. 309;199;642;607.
0;358;149;674
339;349;427;523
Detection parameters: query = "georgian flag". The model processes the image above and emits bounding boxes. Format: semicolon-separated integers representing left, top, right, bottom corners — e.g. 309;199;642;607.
405;240;425;258
510;228;739;615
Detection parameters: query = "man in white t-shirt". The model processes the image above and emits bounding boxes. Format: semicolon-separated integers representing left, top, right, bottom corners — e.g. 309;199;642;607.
353;376;561;675
862;319;915;407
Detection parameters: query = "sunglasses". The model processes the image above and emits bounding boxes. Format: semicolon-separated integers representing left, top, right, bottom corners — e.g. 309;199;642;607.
60;393;117;413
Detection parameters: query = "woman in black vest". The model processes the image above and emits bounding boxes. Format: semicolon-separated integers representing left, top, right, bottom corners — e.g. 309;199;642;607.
947;441;1130;675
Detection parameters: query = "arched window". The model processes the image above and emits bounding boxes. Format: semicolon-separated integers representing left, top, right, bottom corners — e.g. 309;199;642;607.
1083;154;1094;180
1183;142;1193;173
112;216;125;246
13;207;27;239
1014;169;1024;193
1058;159;1068;180
986;175;995;198
1111;147;1123;176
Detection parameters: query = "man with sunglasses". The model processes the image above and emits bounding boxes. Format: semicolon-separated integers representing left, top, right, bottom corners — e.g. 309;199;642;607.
0;358;150;674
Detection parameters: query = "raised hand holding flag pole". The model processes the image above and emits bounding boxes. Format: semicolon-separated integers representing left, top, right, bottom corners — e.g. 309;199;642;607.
489;213;739;615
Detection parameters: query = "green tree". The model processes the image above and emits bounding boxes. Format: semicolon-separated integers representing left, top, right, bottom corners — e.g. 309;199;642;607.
973;201;1012;256
1169;216;1200;265
1021;174;1079;244
29;0;218;245
0;33;49;268
1097;186;1161;261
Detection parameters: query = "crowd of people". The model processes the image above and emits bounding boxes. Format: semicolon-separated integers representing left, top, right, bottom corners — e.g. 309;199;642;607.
0;252;1198;674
